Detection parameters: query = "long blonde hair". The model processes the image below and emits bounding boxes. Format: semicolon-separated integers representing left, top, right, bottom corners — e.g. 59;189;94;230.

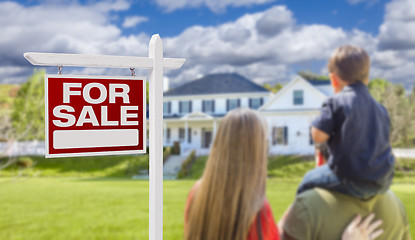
185;108;268;240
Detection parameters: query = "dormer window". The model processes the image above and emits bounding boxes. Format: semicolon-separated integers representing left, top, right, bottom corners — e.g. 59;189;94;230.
293;90;303;105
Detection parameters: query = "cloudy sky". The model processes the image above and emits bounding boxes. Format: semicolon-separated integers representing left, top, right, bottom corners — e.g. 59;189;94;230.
1;0;415;89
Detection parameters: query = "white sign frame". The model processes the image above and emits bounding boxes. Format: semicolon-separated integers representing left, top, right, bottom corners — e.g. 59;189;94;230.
44;74;147;158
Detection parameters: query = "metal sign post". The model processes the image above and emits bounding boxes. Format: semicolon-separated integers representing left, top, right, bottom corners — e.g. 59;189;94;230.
24;34;185;240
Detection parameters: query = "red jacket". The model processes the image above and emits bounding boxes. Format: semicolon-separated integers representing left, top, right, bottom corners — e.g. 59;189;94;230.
184;183;280;240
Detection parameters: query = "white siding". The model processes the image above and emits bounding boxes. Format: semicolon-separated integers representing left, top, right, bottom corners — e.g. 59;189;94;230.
265;112;318;155
263;79;327;111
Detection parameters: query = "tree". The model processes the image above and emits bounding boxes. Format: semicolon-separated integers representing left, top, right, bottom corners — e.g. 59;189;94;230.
11;69;45;141
297;70;330;81
369;78;415;147
264;83;283;93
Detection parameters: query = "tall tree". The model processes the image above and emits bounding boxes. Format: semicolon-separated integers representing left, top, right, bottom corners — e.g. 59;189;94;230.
11;69;45;140
369;78;415;147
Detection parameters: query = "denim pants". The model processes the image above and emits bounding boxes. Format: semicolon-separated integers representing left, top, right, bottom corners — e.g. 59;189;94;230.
297;164;386;199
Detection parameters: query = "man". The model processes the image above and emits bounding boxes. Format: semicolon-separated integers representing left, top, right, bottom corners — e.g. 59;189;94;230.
282;143;411;240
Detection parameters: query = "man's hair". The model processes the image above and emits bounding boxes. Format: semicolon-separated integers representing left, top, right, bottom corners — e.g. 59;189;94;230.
315;142;330;160
328;45;370;83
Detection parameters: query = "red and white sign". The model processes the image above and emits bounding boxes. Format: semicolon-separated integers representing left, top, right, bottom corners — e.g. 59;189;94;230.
45;75;146;157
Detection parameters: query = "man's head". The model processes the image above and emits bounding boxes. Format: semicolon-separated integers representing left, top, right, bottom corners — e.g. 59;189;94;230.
328;46;370;93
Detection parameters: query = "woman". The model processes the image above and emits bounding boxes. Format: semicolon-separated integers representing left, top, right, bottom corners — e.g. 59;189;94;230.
184;108;382;240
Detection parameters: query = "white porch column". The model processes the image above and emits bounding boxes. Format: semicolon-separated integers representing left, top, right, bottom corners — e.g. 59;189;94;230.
184;121;188;145
213;120;217;138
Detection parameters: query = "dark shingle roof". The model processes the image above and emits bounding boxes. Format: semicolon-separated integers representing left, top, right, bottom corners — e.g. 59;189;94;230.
164;73;269;96
307;79;331;86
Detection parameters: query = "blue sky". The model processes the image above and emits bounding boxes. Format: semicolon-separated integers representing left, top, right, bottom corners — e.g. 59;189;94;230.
1;0;414;89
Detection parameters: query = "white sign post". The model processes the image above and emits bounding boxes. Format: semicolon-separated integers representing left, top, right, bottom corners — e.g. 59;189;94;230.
24;34;185;240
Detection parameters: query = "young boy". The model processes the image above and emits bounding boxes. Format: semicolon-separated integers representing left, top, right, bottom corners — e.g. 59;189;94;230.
297;46;395;199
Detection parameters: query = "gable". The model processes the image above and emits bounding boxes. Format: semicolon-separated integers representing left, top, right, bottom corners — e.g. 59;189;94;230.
260;77;328;111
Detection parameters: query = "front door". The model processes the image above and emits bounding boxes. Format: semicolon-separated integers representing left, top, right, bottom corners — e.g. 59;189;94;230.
202;131;212;149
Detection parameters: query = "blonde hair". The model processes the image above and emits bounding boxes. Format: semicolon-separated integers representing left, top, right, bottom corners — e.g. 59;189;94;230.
328;45;370;83
185;108;268;240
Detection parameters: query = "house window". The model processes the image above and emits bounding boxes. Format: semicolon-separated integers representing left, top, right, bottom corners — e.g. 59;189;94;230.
202;100;215;113
249;98;263;109
163;102;171;115
227;99;240;111
293;90;304;105
272;126;288;145
179;128;185;141
179;101;192;114
188;128;192;143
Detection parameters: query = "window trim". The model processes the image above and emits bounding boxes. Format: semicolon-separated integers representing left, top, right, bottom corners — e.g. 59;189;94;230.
272;126;288;146
293;90;304;105
227;99;241;111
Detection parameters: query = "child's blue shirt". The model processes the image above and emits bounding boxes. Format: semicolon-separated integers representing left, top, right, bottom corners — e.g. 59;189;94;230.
312;81;394;189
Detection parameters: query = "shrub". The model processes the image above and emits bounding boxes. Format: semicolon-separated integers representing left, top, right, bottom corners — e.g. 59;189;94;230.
16;157;34;168
177;150;196;179
163;147;171;163
171;141;181;155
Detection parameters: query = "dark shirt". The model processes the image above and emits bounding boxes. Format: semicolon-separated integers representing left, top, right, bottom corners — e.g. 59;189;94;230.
312;82;394;188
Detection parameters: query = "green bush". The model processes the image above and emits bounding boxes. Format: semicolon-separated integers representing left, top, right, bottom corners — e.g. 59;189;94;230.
171;141;181;155
177;150;196;179
163;147;171;163
16;157;34;168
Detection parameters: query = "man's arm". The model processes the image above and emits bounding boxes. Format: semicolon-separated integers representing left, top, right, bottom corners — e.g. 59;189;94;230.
282;199;312;240
311;126;330;143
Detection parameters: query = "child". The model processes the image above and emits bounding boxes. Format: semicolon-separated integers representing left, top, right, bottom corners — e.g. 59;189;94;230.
297;46;395;199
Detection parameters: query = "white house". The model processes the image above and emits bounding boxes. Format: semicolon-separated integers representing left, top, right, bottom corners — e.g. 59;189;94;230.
259;77;333;155
159;73;333;156
162;73;272;156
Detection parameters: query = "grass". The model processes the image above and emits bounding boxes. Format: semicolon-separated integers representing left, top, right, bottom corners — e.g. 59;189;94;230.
0;155;414;239
184;155;415;183
0;155;149;178
0;178;413;239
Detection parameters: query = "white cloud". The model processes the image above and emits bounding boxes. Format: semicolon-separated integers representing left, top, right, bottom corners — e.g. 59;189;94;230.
163;6;377;86
1;1;414;90
154;0;276;13
346;0;379;5
122;16;148;28
0;1;150;83
378;0;415;50
256;6;295;37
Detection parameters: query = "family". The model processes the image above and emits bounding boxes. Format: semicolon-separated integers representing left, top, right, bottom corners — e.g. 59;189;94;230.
183;46;411;239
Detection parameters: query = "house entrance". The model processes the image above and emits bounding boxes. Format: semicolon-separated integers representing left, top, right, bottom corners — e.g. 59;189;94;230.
202;130;212;149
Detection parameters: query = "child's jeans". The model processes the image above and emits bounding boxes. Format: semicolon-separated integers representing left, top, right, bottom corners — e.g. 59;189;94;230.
297;164;388;199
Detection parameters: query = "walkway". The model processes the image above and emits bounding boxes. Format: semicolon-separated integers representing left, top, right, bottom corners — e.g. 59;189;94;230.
163;155;187;179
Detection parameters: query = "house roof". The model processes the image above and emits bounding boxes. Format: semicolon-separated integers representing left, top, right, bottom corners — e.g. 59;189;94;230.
164;73;269;96
307;79;331;86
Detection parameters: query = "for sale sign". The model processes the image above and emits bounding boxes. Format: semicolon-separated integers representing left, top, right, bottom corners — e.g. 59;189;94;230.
45;75;146;157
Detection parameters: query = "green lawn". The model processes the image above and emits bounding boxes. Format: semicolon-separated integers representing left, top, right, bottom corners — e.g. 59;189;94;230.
0;155;149;178
0;178;413;239
0;155;414;239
